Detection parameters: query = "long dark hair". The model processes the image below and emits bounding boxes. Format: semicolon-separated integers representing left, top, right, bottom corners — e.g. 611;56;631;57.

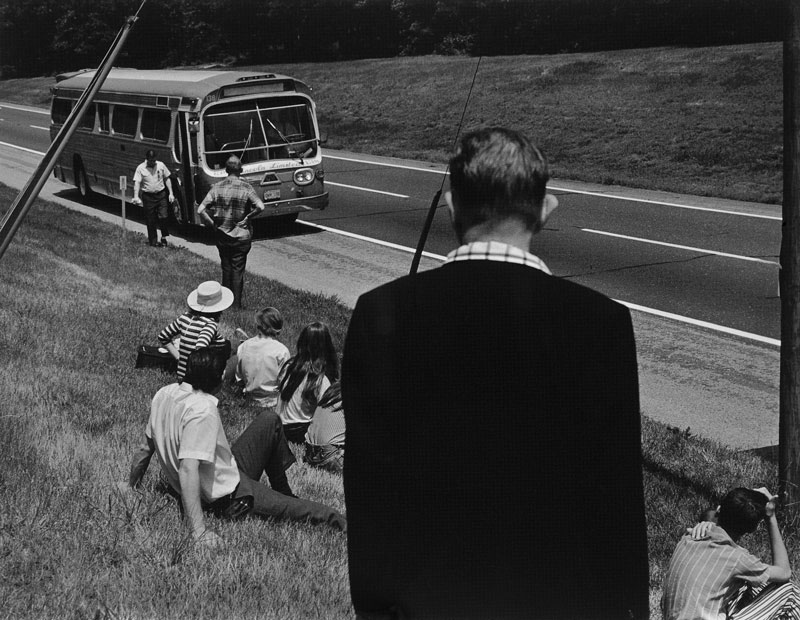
278;322;339;406
318;381;342;412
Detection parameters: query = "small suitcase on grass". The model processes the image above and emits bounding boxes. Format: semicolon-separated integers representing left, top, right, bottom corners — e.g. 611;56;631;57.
135;344;177;372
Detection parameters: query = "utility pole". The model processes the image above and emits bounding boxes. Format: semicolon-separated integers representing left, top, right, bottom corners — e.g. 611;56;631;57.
780;0;800;517
0;3;145;261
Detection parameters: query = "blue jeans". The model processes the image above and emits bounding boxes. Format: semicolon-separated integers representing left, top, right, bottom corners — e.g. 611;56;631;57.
215;229;251;308
230;410;346;531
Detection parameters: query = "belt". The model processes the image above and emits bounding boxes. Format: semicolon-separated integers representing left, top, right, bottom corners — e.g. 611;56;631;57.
207;484;252;520
142;189;166;195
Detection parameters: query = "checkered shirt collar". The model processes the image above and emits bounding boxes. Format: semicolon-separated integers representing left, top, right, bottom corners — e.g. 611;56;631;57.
443;241;551;275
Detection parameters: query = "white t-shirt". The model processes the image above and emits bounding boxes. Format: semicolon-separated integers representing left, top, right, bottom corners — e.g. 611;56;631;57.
146;382;239;503
277;374;331;425
235;336;290;408
134;160;171;194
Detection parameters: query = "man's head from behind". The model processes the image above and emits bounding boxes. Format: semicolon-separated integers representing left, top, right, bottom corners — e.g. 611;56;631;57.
446;127;557;243
145;149;157;166
717;487;768;539
225;156;243;176
183;348;226;394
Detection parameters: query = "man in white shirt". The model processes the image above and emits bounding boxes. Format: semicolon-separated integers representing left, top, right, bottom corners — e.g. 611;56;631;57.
129;348;346;547
133;149;175;247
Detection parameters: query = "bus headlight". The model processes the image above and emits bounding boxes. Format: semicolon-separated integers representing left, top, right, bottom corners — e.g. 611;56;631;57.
293;168;315;186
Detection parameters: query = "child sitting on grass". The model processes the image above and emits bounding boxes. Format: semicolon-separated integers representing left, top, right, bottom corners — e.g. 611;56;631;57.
276;321;338;444
158;281;232;380
304;381;345;474
662;486;799;620
233;307;291;410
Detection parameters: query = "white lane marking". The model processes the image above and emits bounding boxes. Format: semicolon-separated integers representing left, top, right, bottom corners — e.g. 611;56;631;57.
300;220;445;260
30;125;49;131
325;180;408;198
326;154;781;221
582;228;780;266
302;219;779;346
0;140;45;155
569;189;781;221
326;154;449;176
618;300;781;347
0;102;49;115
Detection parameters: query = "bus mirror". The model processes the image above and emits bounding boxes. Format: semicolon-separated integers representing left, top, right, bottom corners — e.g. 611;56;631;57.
318;131;328;145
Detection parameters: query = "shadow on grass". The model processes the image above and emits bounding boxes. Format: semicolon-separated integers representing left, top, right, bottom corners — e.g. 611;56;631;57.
642;454;719;505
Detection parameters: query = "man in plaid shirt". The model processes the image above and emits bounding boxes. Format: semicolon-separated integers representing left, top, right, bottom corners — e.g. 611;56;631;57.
198;156;264;308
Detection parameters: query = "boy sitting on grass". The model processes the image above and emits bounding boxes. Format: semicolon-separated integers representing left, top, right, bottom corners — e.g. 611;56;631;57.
662;487;799;620
129;348;346;548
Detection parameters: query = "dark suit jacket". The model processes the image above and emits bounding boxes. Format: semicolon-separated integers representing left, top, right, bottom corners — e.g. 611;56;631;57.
342;260;649;620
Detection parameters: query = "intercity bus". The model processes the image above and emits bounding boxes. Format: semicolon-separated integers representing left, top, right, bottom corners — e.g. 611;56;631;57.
50;68;328;226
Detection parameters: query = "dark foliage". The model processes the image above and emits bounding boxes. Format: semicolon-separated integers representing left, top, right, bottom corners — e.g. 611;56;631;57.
0;0;783;78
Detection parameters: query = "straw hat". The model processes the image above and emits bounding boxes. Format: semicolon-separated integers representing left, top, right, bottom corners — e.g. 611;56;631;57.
187;281;234;313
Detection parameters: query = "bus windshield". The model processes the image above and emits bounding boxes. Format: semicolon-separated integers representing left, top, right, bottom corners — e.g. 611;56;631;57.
202;96;317;169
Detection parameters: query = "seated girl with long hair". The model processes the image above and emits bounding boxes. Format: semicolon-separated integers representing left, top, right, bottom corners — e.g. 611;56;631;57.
304;381;345;474
276;321;339;444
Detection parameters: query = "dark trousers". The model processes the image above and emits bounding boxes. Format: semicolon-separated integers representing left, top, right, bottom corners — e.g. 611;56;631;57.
215;230;251;308
142;190;169;245
230;410;346;531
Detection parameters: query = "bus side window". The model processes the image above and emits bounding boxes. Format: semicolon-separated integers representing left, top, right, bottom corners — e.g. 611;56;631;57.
97;103;110;133
141;108;171;143
79;103;96;131
112;105;139;137
51;98;72;124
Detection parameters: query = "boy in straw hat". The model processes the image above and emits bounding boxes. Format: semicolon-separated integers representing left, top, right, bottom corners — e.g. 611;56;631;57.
158;281;233;380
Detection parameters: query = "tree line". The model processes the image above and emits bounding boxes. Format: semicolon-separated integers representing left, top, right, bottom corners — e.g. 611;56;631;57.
0;0;783;79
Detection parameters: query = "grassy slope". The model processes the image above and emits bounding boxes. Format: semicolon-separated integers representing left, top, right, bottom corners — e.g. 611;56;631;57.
0;184;792;618
0;42;783;204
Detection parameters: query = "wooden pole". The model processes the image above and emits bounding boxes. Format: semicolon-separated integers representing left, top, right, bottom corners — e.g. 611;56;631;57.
780;0;800;516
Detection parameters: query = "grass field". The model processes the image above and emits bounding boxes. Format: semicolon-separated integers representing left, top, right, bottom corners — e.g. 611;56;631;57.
0;181;794;619
0;42;783;204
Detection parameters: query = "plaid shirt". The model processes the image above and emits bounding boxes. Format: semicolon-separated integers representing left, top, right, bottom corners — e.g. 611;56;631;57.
199;176;263;233
443;240;551;274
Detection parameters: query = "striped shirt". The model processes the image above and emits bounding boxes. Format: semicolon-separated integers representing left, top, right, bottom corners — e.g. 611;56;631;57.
158;312;225;379
198;176;264;234
305;402;345;447
443;240;552;274
661;525;770;620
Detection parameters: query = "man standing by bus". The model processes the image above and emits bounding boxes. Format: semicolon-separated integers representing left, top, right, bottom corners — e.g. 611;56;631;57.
132;149;175;247
197;155;265;309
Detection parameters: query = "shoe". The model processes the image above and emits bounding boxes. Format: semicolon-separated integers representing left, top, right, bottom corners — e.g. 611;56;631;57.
148;242;159;247
159;238;169;247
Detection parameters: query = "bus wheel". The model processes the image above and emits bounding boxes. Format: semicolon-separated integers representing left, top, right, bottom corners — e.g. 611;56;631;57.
75;161;94;204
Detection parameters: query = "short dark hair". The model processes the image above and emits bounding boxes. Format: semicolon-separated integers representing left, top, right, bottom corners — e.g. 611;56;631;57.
225;156;243;175
145;149;156;159
256;307;283;337
448;127;550;240
717;488;768;538
182;348;225;393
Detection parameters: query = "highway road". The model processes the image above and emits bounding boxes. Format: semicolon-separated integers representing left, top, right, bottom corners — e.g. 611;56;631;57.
0;100;783;451
0;101;782;342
